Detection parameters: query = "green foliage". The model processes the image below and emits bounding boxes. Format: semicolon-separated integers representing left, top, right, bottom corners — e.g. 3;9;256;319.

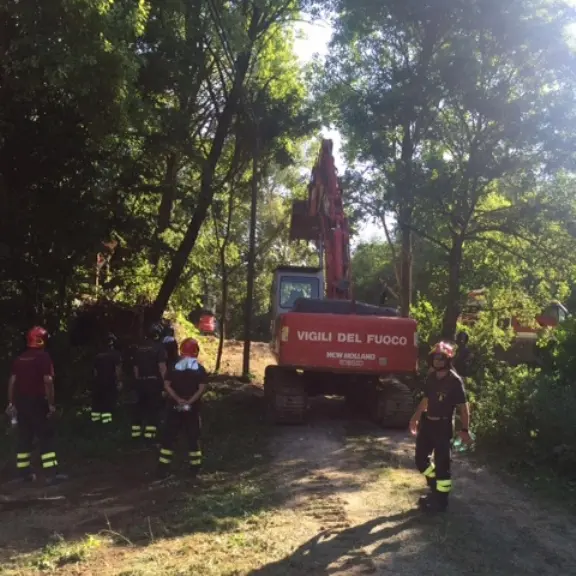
315;0;576;334
350;240;395;305
306;0;576;480
410;297;443;348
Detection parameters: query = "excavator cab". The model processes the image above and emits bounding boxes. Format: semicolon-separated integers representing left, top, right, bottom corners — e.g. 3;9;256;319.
269;265;323;356
539;300;569;327
270;266;324;319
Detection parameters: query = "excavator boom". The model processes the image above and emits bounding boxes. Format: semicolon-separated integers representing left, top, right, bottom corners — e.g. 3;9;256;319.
289;140;352;299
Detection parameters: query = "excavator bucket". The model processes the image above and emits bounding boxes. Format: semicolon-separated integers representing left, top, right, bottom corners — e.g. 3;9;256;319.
289;200;320;241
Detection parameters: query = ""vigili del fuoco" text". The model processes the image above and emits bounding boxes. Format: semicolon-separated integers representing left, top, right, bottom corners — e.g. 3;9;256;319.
296;331;409;346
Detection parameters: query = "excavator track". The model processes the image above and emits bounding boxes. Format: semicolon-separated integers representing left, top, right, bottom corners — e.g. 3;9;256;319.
264;366;308;424
372;378;415;429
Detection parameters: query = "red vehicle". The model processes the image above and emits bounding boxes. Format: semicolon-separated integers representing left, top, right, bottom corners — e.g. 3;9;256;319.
198;312;217;336
460;288;569;365
461;288;568;338
265;140;418;426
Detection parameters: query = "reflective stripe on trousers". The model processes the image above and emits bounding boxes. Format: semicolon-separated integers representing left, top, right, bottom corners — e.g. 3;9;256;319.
41;452;58;469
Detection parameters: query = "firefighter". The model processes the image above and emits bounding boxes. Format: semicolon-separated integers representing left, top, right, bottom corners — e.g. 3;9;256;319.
454;331;473;379
162;323;179;368
91;332;123;425
409;341;471;513
156;337;208;480
379;282;390;307
6;327;68;484
132;322;167;441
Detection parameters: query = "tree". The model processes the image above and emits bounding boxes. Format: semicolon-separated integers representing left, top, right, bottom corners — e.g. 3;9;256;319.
151;0;312;319
314;0;461;315
410;0;576;337
315;0;576;336
0;0;145;336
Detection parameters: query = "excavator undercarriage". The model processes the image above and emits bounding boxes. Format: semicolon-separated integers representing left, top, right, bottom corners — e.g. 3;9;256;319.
264;365;416;427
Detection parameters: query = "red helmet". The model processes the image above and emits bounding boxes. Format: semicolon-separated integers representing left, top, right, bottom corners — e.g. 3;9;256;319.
430;341;455;359
27;326;48;349
180;338;200;358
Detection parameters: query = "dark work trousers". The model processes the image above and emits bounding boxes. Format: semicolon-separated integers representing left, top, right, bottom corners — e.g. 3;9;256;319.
415;417;453;502
132;377;163;440
91;383;117;425
158;404;202;472
15;397;59;476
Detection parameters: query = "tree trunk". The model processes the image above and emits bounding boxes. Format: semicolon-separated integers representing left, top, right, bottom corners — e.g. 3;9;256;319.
398;122;414;318
214;186;236;373
215;268;228;373
151;153;179;266
242;131;259;379
150;50;252;320
441;236;464;340
399;205;412;317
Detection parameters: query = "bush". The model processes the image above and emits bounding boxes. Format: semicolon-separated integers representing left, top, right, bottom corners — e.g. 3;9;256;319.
467;310;576;477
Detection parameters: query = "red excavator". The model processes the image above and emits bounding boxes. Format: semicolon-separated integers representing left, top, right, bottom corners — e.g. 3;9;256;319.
460;288;569;365
264;139;418;427
461;288;569;337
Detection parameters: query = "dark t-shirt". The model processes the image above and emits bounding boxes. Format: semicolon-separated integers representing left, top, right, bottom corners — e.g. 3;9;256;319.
134;339;167;379
454;346;473;377
11;349;54;398
162;338;179;367
166;361;208;407
424;369;467;418
94;349;122;386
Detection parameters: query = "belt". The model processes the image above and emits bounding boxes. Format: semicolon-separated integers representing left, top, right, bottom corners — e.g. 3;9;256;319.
426;416;451;421
138;376;160;380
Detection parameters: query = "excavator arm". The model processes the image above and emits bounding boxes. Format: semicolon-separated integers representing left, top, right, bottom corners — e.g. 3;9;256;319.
289;139;352;300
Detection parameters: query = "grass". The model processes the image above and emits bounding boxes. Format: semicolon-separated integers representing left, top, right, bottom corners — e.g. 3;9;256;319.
0;378;314;576
470;444;576;513
5;358;576;575
29;535;104;572
199;338;274;383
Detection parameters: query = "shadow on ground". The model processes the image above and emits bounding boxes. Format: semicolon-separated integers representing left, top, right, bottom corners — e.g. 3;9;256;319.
247;511;422;575
0;380;280;564
0;388;415;571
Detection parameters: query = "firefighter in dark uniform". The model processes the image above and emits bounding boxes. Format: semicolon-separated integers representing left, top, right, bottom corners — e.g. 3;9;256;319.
454;331;473;379
91;332;123;425
156;337;207;480
379;282;390;307
409;341;471;512
132;322;167;441
6;326;68;484
162;324;179;368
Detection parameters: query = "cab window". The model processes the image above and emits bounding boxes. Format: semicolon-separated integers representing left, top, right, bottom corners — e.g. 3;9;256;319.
542;305;560;323
279;276;319;309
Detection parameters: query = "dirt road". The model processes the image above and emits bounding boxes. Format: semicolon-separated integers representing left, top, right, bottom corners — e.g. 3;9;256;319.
251;398;576;576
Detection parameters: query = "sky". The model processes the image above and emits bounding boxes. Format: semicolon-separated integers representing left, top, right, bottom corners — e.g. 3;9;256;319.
292;21;386;245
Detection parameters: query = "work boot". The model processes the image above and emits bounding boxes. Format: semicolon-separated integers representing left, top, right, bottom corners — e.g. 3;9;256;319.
418;493;433;508
418;477;436;506
17;471;36;483
153;465;172;482
420;492;448;514
46;472;69;486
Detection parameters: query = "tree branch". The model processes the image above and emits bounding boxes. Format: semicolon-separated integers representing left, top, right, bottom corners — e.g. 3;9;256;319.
397;218;451;251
